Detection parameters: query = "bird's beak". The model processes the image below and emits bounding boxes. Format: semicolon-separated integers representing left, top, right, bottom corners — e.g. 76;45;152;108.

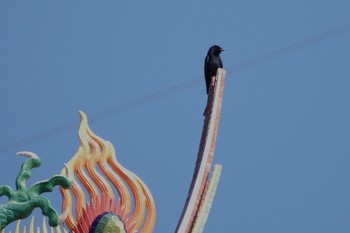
220;48;225;52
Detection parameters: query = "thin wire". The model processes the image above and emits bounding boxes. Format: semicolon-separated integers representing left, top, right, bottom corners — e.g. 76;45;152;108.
230;23;350;72
1;23;350;155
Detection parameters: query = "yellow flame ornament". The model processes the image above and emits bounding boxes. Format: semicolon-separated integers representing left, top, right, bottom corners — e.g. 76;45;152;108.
60;111;156;233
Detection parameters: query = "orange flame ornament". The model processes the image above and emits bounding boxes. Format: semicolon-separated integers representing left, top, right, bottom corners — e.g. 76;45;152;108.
60;111;156;233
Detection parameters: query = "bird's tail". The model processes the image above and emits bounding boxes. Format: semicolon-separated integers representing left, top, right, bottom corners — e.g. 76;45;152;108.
203;104;207;116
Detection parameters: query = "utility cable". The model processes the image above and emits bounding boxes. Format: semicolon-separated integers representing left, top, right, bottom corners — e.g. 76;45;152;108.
0;23;350;155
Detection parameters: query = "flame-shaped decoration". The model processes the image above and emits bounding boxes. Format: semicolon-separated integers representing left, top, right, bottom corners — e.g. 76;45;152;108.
60;111;156;233
1;216;70;233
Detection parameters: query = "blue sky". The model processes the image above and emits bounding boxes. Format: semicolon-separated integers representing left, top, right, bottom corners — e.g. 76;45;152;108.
1;1;350;232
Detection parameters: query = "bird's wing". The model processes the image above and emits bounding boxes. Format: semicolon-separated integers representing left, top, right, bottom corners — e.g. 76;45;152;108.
204;55;212;94
204;55;210;76
219;57;223;68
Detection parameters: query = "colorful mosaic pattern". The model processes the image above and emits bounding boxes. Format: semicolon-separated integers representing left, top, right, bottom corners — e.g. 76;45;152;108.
1;111;156;233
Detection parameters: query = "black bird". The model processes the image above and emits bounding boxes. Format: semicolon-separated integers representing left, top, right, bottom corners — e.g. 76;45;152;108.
204;45;224;94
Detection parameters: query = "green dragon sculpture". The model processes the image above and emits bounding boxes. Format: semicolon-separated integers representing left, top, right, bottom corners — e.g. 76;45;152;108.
0;151;72;231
